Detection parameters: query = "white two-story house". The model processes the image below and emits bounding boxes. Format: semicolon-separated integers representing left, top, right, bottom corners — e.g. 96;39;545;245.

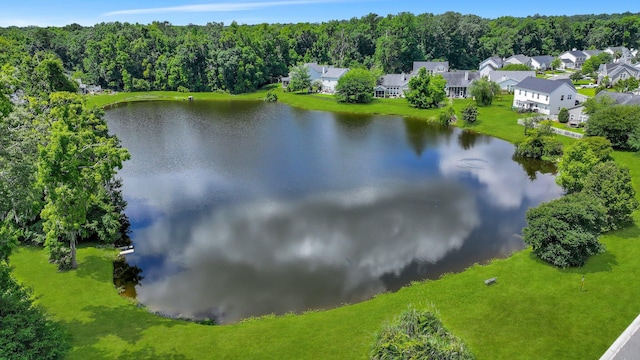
320;67;349;93
559;50;587;69
512;77;578;116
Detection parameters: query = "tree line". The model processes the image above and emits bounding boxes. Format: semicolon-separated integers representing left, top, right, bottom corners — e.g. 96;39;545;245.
2;11;640;95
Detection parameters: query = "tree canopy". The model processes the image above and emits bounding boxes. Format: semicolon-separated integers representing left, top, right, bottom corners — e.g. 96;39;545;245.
585;105;640;150
335;68;375;103
469;77;501;106
406;68;446;109
556;137;613;194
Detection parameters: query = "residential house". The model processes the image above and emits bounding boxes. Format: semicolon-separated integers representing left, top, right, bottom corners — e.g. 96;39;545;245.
512;77;577;116
597;63;640;85
479;57;504;77
568;91;640;126
281;62;333;89
441;71;480;98
320;67;349;93
488;70;536;92
604;46;633;63
582;49;602;59
559;50;587;69
412;61;449;75
374;73;413;98
504;54;531;67
530;55;556;71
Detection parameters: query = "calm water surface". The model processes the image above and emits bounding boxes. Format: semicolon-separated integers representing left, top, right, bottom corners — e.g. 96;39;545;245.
105;100;562;323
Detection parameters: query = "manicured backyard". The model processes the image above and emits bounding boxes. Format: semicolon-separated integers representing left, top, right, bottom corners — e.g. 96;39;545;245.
11;89;640;359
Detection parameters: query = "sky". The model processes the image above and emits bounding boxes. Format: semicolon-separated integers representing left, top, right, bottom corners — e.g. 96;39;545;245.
1;0;640;27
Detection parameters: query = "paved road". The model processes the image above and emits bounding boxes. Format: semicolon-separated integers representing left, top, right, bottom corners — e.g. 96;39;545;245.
600;314;640;360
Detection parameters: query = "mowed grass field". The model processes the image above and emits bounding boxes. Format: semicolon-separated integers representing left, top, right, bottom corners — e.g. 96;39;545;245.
11;88;640;359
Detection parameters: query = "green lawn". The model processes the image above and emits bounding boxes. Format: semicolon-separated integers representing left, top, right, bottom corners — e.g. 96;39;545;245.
11;89;640;359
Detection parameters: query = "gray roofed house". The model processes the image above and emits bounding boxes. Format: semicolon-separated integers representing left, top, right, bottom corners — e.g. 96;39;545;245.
320;67;349;93
374;73;414;98
582;49;602;58
412;61;449;75
504;54;531;67
479;56;504;77
488;70;536;92
530;55;556;70
597;62;640;85
595;91;640;105
513;76;578;116
441;71;480;98
605;46;633;63
559;50;587;69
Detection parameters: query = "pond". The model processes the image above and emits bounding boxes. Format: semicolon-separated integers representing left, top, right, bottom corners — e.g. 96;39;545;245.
105;100;562;324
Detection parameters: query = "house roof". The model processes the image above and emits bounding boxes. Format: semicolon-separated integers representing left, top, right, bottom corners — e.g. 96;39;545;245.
412;61;449;73
321;67;349;79
441;71;480;87
515;76;575;93
564;50;586;58
583;49;602;57
531;55;555;65
480;57;503;69
305;63;332;74
595;91;640;105
488;70;536;83
561;58;574;64
378;73;413;87
608;64;638;79
606;46;629;54
505;54;531;65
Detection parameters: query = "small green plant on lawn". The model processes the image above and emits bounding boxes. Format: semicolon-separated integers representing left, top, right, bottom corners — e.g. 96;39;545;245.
558;108;569;123
370;305;474;360
462;104;478;123
264;90;278;102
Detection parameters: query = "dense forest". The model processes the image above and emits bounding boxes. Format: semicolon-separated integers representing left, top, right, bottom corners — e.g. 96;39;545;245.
1;11;640;95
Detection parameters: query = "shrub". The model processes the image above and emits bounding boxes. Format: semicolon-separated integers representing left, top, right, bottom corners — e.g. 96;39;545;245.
514;122;563;161
370;306;474;360
264;90;278;102
177;86;189;93
558;107;569;123
523;192;606;267
462;104;478;123
438;104;456;126
0;263;70;359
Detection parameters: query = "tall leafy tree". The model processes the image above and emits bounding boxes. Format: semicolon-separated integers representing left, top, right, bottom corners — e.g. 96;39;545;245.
523;192;606;267
583;162;638;231
37;93;130;270
287;64;311;92
556;137;612;194
468;77;501;106
335;68;375;104
405;68;446;109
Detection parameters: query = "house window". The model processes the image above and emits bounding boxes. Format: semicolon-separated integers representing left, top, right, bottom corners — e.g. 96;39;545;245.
537;93;539;99
525;91;528;96
519;90;522;95
570;114;575;120
568;95;572;100
546;95;548;101
561;95;564;100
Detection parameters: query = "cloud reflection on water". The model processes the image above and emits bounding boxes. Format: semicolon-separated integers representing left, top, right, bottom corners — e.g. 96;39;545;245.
134;181;478;323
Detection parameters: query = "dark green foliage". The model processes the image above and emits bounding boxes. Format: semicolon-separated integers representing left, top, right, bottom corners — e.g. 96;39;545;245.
569;71;583;82
585;105;640;150
264;90;278;102
584;162;638;231
462;104;478;123
558;108;569;123
523;193;606;267
556;137;613;194
370;306;474;360
501;64;532;71
406;68;446;109
335;68;375;104
0;262;70;359
469;77;501;106
581;53;613;75
514;122;563;160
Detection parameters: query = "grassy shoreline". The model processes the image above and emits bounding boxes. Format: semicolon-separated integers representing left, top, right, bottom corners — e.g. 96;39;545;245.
11;89;640;359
